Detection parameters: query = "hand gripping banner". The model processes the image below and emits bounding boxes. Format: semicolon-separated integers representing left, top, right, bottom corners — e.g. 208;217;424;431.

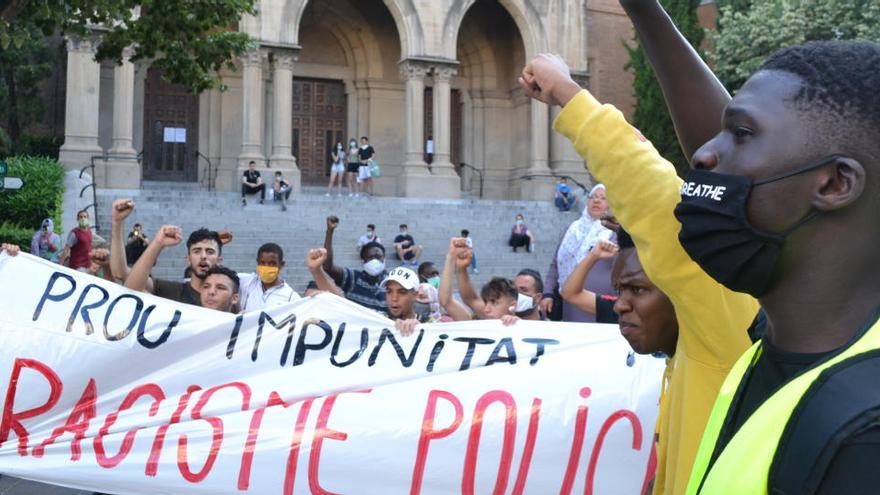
0;253;664;494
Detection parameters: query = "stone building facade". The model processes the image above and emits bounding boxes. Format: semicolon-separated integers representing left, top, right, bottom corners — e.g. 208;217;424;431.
57;0;641;200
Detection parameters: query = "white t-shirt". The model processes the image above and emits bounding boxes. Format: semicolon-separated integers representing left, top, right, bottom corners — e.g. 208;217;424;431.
238;273;301;312
357;234;381;248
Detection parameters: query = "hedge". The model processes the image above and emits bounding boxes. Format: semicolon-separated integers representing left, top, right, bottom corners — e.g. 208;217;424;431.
0;222;36;253
0;155;65;236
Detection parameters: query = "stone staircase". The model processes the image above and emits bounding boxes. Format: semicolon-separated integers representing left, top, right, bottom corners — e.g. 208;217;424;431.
95;182;580;292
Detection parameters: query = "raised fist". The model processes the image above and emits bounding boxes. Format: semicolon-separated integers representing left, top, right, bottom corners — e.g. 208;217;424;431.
89;247;111;267
591;239;619;260
156;225;183;247
326;215;339;231
307;248;328;270
218;230;234;245
111;199;135;224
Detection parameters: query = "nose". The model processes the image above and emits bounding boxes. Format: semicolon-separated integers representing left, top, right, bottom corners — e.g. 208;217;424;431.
613;295;631;315
690;142;719;171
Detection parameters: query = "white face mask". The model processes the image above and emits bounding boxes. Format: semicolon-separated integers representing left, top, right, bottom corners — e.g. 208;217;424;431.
363;259;385;276
514;293;536;313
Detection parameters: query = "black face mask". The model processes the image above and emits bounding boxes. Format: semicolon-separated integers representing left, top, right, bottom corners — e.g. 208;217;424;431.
673;154;842;297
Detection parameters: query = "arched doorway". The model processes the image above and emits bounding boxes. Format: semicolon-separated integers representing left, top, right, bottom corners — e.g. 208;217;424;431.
455;0;527;199
294;0;402;185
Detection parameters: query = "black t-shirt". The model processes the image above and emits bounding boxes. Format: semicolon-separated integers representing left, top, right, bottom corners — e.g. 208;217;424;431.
243;170;261;184
708;312;880;494
394;234;414;249
357;145;375;162
153;279;201;306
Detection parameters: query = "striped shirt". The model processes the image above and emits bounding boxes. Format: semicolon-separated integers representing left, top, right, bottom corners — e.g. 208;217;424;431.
339;267;388;312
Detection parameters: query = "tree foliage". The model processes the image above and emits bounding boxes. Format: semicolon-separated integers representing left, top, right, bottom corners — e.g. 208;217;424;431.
713;0;880;92
626;0;704;176
0;31;54;144
0;0;258;93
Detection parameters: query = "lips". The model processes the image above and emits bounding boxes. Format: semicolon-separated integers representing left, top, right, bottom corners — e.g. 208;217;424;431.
618;321;639;338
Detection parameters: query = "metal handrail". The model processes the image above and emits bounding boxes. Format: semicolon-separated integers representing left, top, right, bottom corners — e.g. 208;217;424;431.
196;151;215;191
518;173;589;196
79;155;104;232
458;162;484;198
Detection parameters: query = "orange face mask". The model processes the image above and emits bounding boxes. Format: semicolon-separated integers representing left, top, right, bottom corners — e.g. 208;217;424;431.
256;265;279;284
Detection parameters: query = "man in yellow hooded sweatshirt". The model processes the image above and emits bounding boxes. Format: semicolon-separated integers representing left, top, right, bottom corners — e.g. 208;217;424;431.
519;55;758;494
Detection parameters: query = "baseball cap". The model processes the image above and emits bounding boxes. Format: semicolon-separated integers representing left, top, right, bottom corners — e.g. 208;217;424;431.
380;267;419;291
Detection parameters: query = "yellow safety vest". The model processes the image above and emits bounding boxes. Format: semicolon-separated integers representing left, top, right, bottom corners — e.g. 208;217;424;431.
686;315;880;494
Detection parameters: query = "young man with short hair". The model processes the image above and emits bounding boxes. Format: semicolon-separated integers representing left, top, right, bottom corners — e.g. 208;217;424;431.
393;224;422;267
356;224;381;252
241;160;265;205
238;242;300;312
125;226;224;306
315;215;388;312
381;267;432;336
201;265;240;313
272;170;291;211
61;209;93;271
521;44;758;494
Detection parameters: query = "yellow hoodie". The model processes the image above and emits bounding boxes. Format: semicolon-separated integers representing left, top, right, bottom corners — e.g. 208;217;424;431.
554;90;759;495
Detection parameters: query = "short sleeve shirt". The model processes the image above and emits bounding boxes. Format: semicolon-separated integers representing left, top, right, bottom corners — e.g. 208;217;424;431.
238;273;301;312
394;234;414;249
358;146;375;162
153;279;201;306
243;170;261;183
339;267;387;312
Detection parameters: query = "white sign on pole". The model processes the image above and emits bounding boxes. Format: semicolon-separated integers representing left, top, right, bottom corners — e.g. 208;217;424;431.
2;177;22;190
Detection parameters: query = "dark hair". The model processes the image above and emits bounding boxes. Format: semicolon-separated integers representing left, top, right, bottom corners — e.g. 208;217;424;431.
480;277;518;302
76;209;89;218
367;224;375;230
617;228;635;250
204;265;240;293
516;269;544;294
461;229;469;237
257;242;284;262
186;228;223;254
248;160;256;166
360;241;385;261
760;41;880;137
418;261;438;281
361;136;369;141
399;224;408;229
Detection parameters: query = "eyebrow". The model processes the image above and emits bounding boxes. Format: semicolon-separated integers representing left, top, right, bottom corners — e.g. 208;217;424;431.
616;270;647;285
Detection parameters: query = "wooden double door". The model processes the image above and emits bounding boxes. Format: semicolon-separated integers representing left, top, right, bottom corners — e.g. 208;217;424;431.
292;78;347;185
142;68;199;181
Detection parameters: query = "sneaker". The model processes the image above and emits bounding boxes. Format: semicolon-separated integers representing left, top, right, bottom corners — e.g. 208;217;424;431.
259;199;264;204
281;203;287;211
410;261;419;268
241;198;247;206
325;193;331;197
348;192;354;197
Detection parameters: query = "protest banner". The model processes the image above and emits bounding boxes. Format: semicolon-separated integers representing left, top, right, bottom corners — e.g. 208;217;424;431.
0;252;665;494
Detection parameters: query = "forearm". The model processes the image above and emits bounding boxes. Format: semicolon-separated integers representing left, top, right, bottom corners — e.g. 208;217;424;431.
457;269;485;318
109;221;128;281
621;0;729;158
322;231;342;280
125;242;163;291
439;255;456;307
561;255;599;300
309;267;344;297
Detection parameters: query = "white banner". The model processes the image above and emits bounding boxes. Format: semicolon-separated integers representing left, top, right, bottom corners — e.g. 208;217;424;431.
0;253;664;494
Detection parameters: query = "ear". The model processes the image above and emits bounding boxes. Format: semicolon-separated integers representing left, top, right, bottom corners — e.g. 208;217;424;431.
280;260;286;269
812;157;866;211
217;255;224;265
231;293;240;306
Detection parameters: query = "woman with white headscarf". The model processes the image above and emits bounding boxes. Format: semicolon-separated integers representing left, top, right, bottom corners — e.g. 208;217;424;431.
31;218;62;263
542;184;615;322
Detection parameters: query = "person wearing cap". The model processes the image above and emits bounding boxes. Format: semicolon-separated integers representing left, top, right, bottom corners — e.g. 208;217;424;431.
380;267;432;336
31;218;62;263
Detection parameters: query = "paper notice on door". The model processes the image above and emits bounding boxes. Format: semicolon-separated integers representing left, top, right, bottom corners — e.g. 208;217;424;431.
163;127;187;143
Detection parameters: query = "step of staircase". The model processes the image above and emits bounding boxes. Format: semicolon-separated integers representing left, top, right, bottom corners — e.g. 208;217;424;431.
96;186;578;293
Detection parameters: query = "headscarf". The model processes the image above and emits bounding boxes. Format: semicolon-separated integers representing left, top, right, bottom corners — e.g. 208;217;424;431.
31;218;59;260
556;184;613;287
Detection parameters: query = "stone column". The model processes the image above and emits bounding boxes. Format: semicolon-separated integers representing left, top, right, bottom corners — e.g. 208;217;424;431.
238;49;267;167
398;60;430;196
268;50;301;193
105;47;140;188
520;99;555;200
59;35;104;171
422;63;461;198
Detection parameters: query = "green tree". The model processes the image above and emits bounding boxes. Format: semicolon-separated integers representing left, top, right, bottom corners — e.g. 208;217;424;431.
714;0;880;92
0;0;258;93
626;0;704;176
0;32;54;144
